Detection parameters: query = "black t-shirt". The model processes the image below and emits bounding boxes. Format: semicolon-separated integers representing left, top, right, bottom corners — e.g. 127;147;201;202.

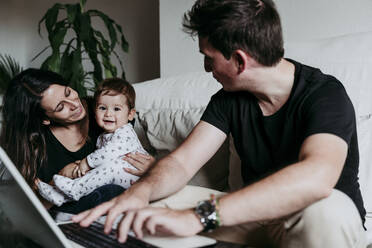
201;59;366;223
37;98;101;183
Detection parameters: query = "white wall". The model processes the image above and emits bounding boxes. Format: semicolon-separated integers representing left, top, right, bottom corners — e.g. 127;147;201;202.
3;0;372;82
159;0;200;78
159;0;372;77
0;0;160;83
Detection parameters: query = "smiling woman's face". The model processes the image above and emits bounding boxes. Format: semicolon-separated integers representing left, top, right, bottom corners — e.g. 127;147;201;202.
40;84;86;125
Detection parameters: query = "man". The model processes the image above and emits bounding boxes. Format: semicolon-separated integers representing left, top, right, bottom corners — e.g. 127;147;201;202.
73;0;366;247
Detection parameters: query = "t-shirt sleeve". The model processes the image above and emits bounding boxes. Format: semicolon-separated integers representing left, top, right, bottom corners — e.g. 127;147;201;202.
201;90;231;134
302;81;356;145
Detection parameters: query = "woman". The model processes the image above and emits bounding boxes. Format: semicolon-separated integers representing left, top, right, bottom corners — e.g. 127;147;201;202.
0;68;154;213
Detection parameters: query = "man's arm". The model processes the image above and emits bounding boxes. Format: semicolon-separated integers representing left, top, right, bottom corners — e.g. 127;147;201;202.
125;132;348;239
73;121;227;241
143;120;228;201
216;132;347;225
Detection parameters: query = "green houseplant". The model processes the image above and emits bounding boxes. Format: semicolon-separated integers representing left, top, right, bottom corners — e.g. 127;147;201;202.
33;0;129;97
0;54;23;94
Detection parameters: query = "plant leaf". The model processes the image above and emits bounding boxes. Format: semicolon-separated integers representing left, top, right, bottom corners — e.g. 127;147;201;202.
38;3;62;36
41;52;61;73
36;0;128;95
115;24;129;52
60;39;76;81
88;9;117;51
0;54;23;93
93;30;110;55
79;12;103;84
31;46;51;62
79;13;92;41
80;0;87;12
49;20;67;50
70;49;86;97
66;4;80;24
94;31;117;78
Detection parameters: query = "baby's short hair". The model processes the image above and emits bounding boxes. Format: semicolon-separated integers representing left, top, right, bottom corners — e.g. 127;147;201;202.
94;78;135;109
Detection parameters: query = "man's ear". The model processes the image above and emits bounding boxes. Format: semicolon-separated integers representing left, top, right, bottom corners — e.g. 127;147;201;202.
128;108;136;121
42;119;50;126
234;50;250;74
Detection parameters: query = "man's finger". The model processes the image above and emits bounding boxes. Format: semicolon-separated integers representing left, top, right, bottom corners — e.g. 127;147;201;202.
78;200;116;227
117;210;135;243
132;208;156;239
145;215;159;236
72;209;91;223
104;204;125;234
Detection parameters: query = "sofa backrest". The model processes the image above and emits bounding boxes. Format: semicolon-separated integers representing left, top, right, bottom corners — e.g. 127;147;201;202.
133;72;230;191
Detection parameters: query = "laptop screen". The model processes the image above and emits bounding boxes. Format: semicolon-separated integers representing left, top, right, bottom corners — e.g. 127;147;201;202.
0;147;73;247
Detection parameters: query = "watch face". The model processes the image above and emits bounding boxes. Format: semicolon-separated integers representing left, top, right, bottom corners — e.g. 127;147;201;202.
195;200;218;232
196;200;215;216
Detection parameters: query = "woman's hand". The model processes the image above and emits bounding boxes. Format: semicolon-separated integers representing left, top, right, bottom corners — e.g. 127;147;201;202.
58;161;80;178
123;152;156;176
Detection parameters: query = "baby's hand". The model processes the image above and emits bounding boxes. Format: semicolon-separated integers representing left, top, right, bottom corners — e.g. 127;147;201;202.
59;162;80;178
77;158;91;177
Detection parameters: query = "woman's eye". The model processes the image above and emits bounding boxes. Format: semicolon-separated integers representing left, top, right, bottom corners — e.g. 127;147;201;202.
56;104;64;112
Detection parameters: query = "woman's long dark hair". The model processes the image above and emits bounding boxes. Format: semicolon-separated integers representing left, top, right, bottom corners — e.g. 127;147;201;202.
0;69;69;189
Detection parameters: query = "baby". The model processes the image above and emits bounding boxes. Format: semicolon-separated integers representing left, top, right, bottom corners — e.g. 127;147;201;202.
38;78;148;206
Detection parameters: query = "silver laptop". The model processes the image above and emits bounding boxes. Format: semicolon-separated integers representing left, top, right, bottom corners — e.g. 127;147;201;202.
0;146;217;248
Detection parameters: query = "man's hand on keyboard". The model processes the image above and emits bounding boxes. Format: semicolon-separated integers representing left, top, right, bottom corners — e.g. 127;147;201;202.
72;185;150;243
130;207;204;239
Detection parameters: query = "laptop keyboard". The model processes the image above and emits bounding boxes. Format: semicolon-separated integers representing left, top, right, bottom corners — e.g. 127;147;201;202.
60;222;158;248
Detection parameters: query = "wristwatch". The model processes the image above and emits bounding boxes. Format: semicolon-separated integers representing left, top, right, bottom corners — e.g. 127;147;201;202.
194;195;220;232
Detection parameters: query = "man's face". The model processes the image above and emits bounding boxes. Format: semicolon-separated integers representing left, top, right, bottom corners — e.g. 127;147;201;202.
198;37;238;91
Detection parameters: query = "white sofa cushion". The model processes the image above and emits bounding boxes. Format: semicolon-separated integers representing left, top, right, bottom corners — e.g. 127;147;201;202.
133;72;230;190
133;72;221;152
285;31;372;117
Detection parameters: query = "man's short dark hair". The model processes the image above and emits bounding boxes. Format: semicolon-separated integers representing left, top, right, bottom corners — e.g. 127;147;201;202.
183;0;284;66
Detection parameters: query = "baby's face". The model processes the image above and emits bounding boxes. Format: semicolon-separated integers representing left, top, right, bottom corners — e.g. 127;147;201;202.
95;93;134;132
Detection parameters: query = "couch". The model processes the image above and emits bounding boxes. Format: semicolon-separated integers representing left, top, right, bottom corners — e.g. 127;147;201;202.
132;31;372;244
